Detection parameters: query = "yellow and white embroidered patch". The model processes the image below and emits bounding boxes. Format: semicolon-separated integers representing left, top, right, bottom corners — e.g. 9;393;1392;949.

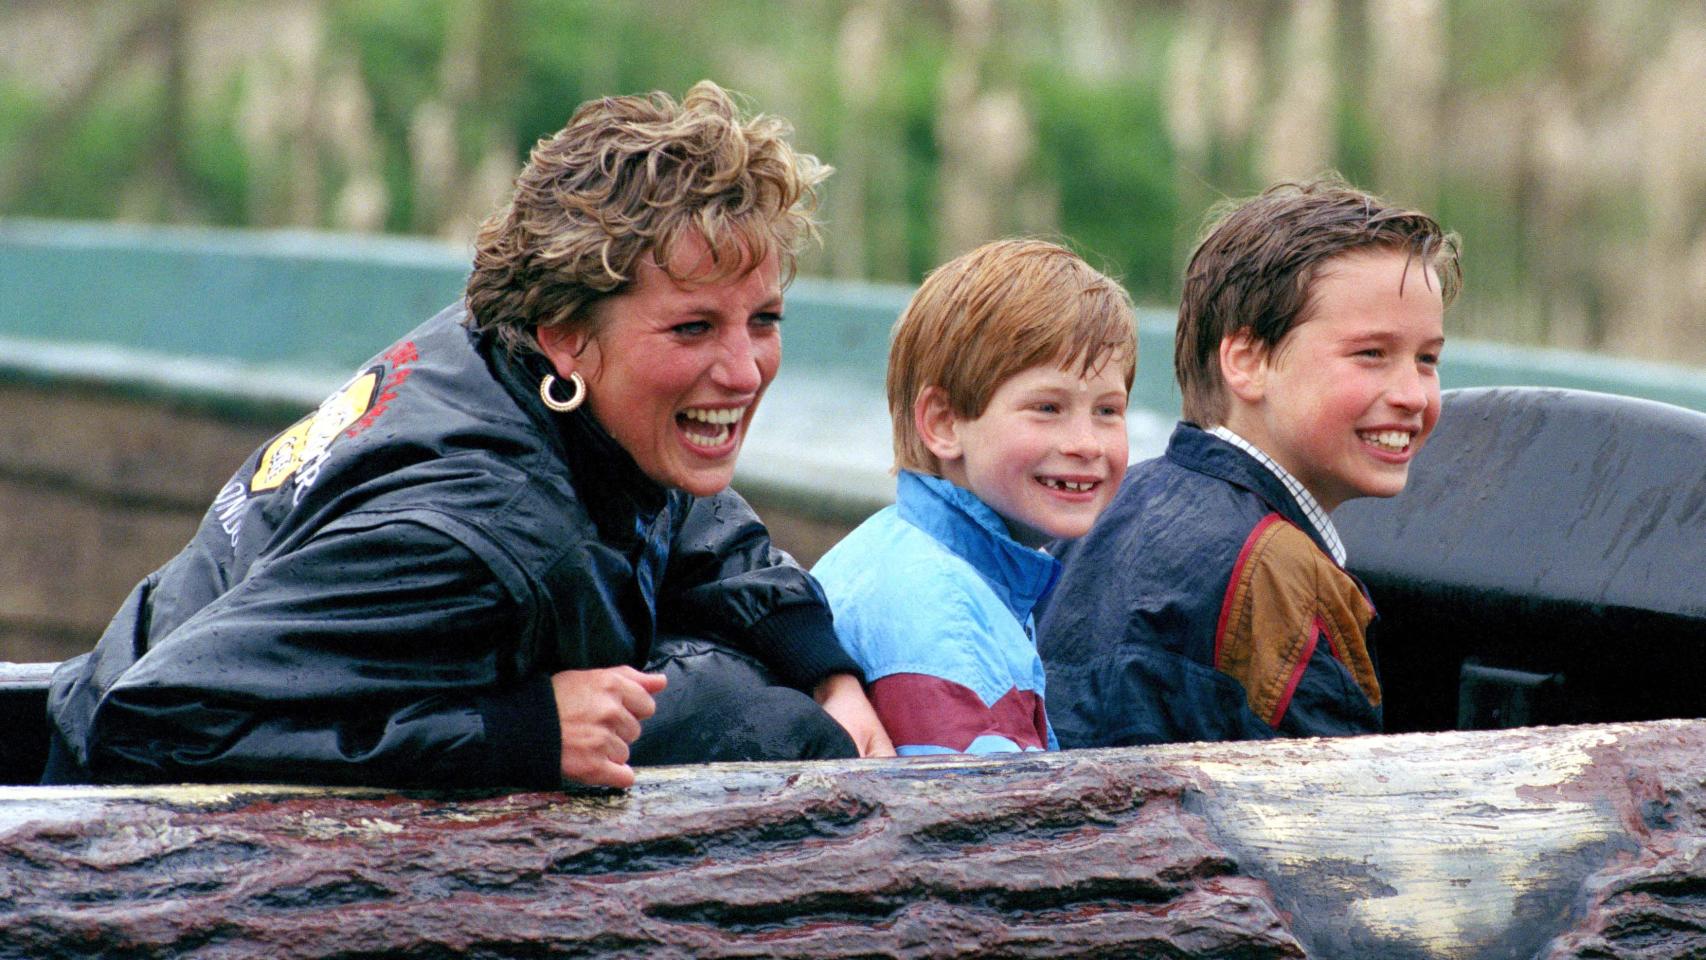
250;368;381;494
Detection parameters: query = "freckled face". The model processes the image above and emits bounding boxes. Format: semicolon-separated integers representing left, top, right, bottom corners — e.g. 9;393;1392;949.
1226;248;1446;512
940;362;1130;544
539;235;783;496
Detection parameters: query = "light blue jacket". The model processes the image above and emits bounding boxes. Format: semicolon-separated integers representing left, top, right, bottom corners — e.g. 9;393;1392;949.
813;471;1060;755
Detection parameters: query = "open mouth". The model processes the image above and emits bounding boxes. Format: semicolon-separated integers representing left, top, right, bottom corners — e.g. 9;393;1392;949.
1358;429;1414;453
678;406;746;449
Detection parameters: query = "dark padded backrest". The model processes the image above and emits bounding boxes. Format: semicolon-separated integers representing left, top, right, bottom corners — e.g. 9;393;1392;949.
1335;387;1706;731
0;662;54;784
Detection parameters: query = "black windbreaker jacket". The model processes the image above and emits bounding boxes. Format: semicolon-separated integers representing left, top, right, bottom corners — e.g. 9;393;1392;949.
44;304;857;788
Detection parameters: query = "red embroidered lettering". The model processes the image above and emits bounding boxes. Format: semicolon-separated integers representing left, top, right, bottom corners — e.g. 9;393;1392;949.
345;348;417;438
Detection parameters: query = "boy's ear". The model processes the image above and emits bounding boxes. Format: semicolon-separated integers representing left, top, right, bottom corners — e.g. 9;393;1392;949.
915;386;964;463
1219;331;1268;405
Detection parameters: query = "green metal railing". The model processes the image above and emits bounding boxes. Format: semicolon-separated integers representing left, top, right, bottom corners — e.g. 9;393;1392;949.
5;216;1704;508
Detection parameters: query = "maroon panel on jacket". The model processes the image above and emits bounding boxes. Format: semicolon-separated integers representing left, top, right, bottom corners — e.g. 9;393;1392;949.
868;673;1049;752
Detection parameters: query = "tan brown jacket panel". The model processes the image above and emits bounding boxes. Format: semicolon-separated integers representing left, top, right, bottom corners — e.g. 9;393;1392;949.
1212;514;1380;727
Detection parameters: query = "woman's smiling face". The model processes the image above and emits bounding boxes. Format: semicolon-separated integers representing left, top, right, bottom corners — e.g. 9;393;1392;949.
539;234;783;496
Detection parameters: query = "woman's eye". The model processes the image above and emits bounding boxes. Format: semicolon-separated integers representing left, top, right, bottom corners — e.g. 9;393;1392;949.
671;321;712;337
1419;353;1441;367
1034;402;1060;414
752;312;784;328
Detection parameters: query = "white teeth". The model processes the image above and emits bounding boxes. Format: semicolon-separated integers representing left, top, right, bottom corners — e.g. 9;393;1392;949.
1041;478;1096;492
679;406;744;448
1360;430;1412;452
683;425;731;448
682;406;746;425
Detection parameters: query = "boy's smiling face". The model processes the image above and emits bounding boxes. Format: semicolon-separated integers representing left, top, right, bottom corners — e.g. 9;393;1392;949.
1221;247;1445;512
926;360;1130;545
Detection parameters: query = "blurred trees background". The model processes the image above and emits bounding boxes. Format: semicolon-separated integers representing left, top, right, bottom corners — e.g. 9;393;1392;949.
2;0;1703;364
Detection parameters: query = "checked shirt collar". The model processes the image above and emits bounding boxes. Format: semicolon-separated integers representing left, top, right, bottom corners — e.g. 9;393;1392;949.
1208;425;1347;567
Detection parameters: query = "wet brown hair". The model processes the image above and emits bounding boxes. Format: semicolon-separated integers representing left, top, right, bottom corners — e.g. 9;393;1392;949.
464;80;830;355
1176;176;1462;425
888;238;1138;475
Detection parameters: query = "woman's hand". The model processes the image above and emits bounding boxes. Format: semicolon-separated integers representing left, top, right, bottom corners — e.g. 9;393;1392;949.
551;666;668;788
813;673;897;758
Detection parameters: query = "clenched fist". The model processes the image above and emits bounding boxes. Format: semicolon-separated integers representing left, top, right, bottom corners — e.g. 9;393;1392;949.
551;666;668;788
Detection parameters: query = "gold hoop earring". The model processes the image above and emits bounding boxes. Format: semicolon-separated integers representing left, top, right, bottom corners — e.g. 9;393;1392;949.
540;372;586;413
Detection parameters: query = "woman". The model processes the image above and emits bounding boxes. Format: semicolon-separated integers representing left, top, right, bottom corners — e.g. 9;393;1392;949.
44;82;892;789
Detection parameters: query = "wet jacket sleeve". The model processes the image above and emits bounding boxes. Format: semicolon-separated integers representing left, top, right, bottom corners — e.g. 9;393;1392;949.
63;518;561;788
658;490;860;690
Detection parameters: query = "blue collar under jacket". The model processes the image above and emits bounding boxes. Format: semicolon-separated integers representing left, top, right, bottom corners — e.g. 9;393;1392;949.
895;471;1061;622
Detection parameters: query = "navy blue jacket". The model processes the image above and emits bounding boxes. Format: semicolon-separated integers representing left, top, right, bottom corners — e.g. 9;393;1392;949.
1038;424;1383;748
44;305;856;787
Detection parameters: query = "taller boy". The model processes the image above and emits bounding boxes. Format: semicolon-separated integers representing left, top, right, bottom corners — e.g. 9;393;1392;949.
1040;178;1461;747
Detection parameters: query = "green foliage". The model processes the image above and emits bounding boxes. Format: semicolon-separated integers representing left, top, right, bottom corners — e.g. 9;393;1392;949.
514;1;635;139
331;0;449;115
0;86;40;163
1332;97;1379;192
0;0;1696;360
1447;0;1566;89
888;33;948;283
184;75;253;228
328;0;452;231
16;84;159;221
1031;78;1178;300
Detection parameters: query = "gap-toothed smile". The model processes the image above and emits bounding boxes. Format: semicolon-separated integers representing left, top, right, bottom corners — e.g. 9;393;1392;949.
1038;477;1099;493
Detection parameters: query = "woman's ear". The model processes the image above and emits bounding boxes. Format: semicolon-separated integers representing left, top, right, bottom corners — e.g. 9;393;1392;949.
537;324;591;379
1219;331;1268;405
915;386;964;464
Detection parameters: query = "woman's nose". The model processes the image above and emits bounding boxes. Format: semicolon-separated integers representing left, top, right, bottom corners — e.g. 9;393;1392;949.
711;330;764;394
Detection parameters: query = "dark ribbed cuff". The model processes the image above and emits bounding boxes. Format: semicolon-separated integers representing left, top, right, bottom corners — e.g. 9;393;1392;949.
476;674;561;789
745;604;863;690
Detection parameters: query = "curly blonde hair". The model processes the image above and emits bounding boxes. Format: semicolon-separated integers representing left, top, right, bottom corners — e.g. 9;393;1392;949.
465;80;830;354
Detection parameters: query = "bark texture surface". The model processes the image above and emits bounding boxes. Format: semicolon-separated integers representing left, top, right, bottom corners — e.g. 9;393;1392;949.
1;721;1702;959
